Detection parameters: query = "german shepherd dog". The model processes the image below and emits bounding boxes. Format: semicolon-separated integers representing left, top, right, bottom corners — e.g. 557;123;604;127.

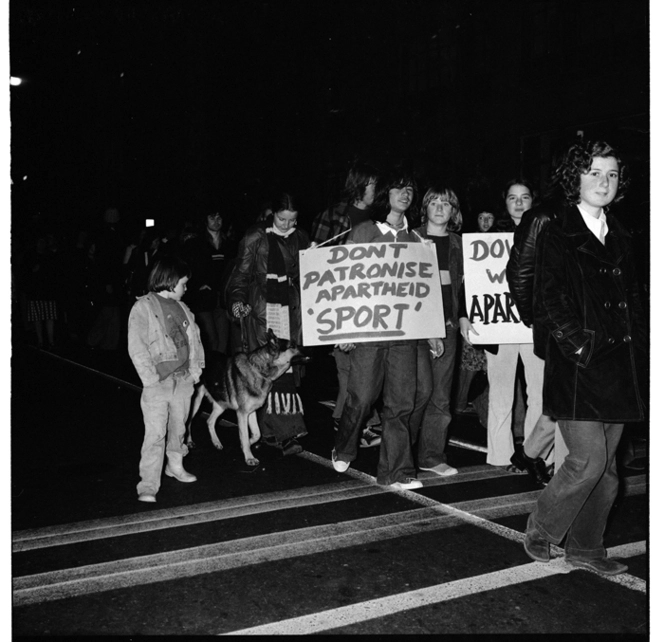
185;329;308;466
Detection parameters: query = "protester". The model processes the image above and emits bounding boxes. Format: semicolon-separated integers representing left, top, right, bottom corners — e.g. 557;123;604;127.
453;210;494;417
410;185;471;477
181;211;237;355
310;160;383;447
506;166;578;483
524;139;646;575
127;257;206;503
331;169;443;490
123;226;168;300
480;180;555;479
227;192;310;456
87;207;126;351
21;232;61;350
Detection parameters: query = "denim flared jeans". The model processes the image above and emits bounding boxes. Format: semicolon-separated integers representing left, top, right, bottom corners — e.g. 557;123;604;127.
528;420;623;559
335;340;417;485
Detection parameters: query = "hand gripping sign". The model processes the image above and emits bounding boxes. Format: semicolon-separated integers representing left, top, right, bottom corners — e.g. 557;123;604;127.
462;232;532;344
299;242;446;346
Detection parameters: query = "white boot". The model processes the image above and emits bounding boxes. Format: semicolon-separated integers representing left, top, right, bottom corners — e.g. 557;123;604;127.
165;452;197;483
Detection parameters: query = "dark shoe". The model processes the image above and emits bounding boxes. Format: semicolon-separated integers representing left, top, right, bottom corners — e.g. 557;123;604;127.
281;438;303;457
566;556;628;575
524;530;550;562
622;459;646;471
455;404;478;415
505;464;528;475
511;445;551;487
360;427;382;448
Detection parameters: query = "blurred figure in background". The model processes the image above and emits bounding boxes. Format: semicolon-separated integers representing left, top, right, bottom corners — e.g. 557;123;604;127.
181;210;237;355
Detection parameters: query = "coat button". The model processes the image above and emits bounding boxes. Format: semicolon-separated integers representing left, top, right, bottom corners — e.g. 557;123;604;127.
623;335;632;343
613;268;622;276
600;268;607;274
604;301;611;309
608;337;615;344
554;330;563;338
618;301;627;309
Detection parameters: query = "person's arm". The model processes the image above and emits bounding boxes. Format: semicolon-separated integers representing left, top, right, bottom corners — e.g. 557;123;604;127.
227;228;260;317
535;225;592;366
127;301;160;387
506;211;550;327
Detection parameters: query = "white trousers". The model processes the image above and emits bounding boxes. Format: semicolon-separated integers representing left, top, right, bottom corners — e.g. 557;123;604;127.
485;343;545;466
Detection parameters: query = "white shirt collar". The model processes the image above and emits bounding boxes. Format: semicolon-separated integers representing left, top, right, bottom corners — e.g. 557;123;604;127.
577;204;608;245
376;217;409;237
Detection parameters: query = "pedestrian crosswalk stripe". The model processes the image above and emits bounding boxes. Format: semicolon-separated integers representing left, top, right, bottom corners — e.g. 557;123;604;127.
222;559;573;635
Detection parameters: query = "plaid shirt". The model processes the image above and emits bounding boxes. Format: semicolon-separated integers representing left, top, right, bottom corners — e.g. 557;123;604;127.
310;201;353;246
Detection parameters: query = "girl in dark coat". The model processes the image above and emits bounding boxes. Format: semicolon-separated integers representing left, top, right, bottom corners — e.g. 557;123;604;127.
227;192;311;455
523;140;647;576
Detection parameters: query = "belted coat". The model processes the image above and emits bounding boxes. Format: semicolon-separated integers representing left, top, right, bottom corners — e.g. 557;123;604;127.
533;205;647;422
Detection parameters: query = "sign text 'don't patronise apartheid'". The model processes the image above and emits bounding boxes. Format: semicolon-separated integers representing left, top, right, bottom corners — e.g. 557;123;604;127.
299;242;446;346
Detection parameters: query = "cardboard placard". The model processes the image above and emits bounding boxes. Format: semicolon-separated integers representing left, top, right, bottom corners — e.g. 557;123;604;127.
299;242;446;346
462;232;532;344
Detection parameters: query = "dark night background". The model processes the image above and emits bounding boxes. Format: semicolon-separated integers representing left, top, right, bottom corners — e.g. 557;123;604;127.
9;0;649;256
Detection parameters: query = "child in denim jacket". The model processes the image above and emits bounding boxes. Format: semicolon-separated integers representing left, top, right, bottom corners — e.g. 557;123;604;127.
128;257;205;503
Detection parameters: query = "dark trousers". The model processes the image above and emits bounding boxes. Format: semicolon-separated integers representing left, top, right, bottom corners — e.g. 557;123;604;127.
335;341;417;485
528;420;623;559
411;330;458;468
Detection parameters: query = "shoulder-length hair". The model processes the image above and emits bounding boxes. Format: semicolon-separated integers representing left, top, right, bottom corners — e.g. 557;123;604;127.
495;177;537;229
342;161;379;205
550;139;629;207
147;257;192;293
419;185;463;232
371;169;419;223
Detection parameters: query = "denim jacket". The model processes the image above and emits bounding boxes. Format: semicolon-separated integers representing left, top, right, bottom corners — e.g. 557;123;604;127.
128;293;205;387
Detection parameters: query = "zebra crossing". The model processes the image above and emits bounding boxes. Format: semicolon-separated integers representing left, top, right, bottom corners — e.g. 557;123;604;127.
13;454;647;633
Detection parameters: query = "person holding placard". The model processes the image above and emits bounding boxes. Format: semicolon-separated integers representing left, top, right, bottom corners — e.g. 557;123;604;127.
483;179;554;478
410;185;472;477
310;160;383;447
454;210;495;418
331;169;443;490
523;140;646;575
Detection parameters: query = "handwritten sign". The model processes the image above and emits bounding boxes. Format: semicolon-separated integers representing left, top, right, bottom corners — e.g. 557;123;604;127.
299;242;446;346
462;232;532;344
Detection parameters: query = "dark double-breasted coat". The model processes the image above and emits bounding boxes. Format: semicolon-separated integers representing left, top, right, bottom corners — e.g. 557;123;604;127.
533;204;647;422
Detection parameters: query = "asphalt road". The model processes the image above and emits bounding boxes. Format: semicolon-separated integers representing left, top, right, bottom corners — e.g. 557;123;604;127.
11;342;649;637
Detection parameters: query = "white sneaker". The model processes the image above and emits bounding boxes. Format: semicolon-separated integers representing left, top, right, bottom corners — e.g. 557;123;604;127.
420;463;458;477
389;478;423;490
138;493;157;503
332;449;350;473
